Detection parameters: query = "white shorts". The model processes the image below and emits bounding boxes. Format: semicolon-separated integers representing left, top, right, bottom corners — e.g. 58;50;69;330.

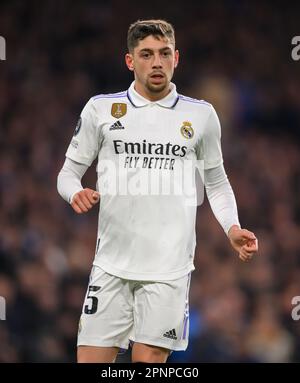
77;266;191;351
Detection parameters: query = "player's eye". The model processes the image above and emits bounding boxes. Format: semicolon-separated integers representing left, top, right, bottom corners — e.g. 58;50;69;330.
162;51;171;57
141;52;151;58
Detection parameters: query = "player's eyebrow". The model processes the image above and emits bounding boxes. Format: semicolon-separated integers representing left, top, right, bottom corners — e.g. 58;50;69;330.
139;47;172;54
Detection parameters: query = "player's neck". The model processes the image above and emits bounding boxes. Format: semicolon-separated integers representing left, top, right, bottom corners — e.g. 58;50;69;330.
134;82;171;102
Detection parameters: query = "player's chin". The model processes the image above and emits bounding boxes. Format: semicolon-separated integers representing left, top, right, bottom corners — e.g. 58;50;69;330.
147;79;168;93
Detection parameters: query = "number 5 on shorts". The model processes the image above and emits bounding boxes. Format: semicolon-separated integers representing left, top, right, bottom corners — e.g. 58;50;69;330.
84;285;101;314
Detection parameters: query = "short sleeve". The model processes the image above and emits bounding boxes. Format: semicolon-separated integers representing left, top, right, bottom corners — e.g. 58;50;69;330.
66;98;102;166
196;106;223;169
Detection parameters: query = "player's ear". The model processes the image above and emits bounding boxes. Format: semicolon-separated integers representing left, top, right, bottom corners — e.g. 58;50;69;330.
125;53;134;71
174;49;179;69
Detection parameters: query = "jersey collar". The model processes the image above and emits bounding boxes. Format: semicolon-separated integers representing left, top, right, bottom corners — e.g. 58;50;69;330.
127;81;179;109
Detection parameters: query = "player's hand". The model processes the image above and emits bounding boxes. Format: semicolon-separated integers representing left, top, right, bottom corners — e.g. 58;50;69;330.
71;188;100;214
228;225;258;262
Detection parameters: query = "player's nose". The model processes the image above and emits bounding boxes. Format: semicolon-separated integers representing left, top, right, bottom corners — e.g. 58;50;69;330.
152;54;163;68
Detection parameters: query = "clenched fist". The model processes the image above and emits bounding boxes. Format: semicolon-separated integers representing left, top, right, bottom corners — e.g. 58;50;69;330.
71;188;100;214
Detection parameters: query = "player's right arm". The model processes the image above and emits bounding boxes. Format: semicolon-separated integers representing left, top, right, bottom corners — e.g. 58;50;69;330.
57;97;102;213
57;158;100;214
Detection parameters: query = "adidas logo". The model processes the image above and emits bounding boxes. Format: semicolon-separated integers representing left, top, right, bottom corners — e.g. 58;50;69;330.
109;120;125;130
163;329;177;340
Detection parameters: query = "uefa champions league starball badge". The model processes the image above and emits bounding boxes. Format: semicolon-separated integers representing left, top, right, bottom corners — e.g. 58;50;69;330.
74;117;82;136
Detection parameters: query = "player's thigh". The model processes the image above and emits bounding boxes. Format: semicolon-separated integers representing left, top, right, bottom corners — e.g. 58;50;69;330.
77;345;119;363
78;266;134;350
133;273;191;352
132;342;170;363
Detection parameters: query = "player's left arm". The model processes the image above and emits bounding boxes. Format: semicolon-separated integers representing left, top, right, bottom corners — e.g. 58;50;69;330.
199;105;258;262
204;164;258;262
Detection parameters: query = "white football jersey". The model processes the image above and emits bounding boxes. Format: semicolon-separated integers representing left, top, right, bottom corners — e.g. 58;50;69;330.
65;82;223;281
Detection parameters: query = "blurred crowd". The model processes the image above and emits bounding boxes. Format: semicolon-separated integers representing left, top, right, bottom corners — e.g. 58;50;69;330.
0;0;300;362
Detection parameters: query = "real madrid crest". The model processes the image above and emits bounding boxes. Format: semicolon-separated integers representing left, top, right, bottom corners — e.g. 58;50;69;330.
180;121;194;139
111;103;127;118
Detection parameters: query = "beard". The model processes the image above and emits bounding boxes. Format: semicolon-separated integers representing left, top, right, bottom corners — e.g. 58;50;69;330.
145;77;168;93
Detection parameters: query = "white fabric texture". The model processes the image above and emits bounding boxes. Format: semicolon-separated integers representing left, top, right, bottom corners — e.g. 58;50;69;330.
77;265;191;351
57;82;240;281
57;158;240;236
204;164;240;235
57;158;87;204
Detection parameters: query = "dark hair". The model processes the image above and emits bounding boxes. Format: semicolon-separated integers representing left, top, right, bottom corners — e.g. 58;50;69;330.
127;19;175;52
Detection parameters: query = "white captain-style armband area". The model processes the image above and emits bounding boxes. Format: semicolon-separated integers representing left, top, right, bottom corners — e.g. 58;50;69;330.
57;158;88;204
204;163;241;236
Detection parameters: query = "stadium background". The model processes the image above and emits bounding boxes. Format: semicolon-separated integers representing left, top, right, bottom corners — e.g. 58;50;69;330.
0;0;300;362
